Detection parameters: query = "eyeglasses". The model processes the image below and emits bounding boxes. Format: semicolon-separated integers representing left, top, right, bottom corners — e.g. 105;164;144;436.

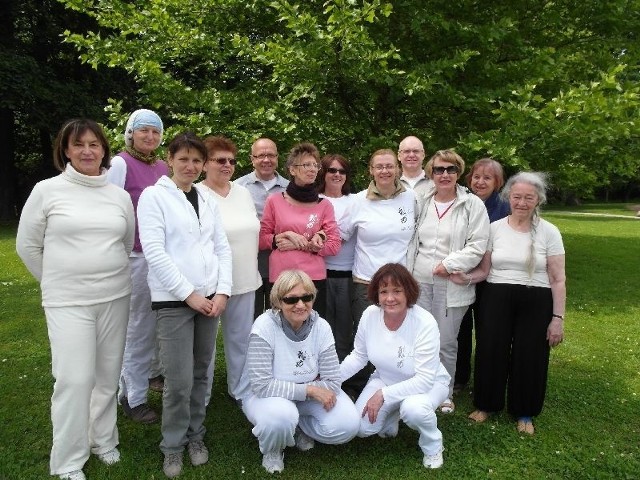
373;164;396;171
326;167;347;175
251;153;278;160
281;293;315;305
432;165;459;175
399;149;424;155
210;157;237;165
294;163;320;171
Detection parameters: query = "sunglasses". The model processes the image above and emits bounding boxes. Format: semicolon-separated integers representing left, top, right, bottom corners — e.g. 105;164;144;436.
281;293;315;305
211;157;237;165
433;165;459;175
326;167;347;175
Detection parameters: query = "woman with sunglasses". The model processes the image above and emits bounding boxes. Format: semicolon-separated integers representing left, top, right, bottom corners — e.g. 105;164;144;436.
196;135;262;406
239;269;359;474
407;150;489;414
259;142;340;319
316;154;356;361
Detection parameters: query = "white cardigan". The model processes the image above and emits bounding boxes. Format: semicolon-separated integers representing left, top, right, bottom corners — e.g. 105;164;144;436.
138;175;232;302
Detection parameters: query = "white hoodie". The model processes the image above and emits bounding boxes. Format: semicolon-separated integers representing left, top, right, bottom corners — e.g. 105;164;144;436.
138;175;232;302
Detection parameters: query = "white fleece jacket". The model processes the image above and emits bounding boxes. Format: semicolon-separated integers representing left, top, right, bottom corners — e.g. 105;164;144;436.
137;175;232;302
407;184;490;308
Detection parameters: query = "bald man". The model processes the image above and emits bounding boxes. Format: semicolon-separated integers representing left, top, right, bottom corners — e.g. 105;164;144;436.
398;136;432;195
235;138;289;317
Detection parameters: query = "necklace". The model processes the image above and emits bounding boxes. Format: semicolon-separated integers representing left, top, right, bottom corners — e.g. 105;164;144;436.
435;200;455;220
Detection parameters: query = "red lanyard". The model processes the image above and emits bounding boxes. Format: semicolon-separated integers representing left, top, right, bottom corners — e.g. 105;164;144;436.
435;201;454;220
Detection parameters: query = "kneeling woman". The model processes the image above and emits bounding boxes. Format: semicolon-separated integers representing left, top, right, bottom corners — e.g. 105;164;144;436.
341;264;451;469
138;132;232;478
240;270;359;474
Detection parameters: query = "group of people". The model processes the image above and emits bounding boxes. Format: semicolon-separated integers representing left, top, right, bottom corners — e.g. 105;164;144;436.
15;113;566;479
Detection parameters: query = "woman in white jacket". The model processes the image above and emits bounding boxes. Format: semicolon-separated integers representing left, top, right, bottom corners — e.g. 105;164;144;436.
407;150;489;414
137;132;232;478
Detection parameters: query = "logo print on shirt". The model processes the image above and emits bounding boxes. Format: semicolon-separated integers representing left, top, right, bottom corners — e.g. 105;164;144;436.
398;207;408;224
296;350;308;368
397;345;405;369
304;214;319;239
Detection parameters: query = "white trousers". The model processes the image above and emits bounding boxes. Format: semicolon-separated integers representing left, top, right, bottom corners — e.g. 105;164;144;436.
417;279;468;397
205;291;255;404
242;390;360;454
119;256;157;407
45;295;129;475
355;376;448;456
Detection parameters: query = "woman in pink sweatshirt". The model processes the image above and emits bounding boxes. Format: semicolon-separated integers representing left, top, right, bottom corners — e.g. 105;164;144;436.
259;142;340;318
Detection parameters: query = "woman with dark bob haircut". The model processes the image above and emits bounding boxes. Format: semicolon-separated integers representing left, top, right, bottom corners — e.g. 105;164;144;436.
17;118;134;480
316;154;356;361
137;132;232;478
341;263;451;470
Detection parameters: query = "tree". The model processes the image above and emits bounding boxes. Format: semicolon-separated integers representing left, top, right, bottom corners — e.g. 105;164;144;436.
53;0;640;196
0;0;135;218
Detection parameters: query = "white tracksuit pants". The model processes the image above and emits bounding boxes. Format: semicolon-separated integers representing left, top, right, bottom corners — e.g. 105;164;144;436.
46;295;129;475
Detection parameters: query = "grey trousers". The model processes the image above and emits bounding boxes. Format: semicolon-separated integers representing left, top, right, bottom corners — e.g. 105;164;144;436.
417;279;468;398
156;306;219;454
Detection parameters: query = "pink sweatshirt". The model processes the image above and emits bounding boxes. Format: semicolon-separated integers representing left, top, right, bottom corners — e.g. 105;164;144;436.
259;193;340;281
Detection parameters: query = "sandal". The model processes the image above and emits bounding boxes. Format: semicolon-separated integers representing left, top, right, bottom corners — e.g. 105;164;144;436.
468;410;489;423
516;419;535;435
439;399;455;414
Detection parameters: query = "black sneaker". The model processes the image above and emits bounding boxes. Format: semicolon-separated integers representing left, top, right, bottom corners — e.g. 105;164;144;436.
121;397;159;424
148;375;165;393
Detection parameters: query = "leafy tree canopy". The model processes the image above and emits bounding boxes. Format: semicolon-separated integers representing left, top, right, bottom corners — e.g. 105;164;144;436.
60;0;640;197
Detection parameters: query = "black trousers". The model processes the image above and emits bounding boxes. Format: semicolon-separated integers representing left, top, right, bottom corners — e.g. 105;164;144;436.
455;281;487;386
473;282;552;417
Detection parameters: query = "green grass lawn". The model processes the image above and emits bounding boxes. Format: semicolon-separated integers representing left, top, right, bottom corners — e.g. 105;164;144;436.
1;211;639;479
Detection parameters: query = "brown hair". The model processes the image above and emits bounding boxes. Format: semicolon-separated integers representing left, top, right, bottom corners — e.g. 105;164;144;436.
203;135;237;157
53;119;110;172
166;132;207;161
367;263;420;307
465;158;505;191
316;154;351;195
285;142;320;170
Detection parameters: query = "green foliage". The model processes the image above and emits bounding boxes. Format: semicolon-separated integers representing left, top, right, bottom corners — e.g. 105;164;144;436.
57;0;640;194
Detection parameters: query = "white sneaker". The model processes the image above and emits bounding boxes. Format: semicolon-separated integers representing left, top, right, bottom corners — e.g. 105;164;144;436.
96;447;120;465
294;427;315;451
262;450;284;473
188;439;209;466
423;449;444;469
58;470;86;480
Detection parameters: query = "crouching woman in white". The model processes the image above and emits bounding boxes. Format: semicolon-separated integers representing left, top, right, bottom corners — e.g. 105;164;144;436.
240;270;359;474
341;263;451;469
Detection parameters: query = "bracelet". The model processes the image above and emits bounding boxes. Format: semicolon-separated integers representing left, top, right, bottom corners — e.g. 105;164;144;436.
466;275;473;287
552;314;564;320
